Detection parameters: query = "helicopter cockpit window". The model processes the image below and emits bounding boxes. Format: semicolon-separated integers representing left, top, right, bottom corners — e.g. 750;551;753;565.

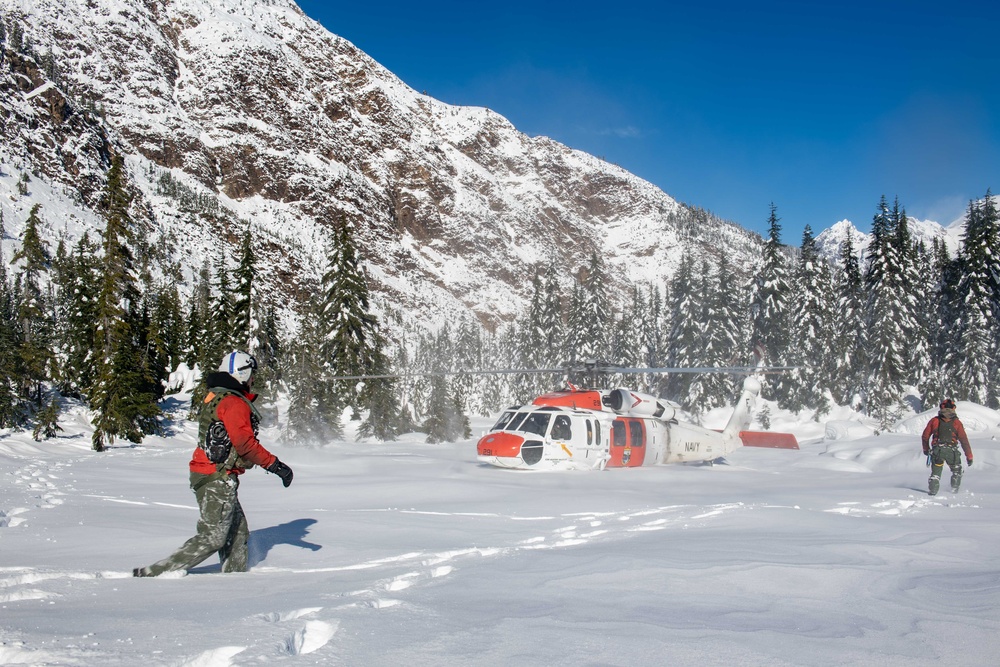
492;411;517;431
551;415;572;440
517;412;551;437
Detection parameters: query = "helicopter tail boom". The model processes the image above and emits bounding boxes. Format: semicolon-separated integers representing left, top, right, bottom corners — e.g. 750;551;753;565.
720;377;762;449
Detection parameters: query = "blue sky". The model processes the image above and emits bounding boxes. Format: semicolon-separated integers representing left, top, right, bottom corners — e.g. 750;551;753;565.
295;0;998;241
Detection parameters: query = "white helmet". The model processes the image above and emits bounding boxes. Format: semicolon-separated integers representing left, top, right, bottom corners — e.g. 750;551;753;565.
219;351;257;384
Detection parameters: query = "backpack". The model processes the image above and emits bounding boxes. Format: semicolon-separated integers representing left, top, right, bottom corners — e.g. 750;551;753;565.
936;418;958;446
197;387;261;464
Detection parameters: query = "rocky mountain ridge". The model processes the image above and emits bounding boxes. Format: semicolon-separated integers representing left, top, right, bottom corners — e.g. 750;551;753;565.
0;0;958;339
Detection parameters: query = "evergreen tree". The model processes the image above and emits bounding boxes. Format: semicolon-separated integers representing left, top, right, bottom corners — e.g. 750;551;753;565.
890;200;926;387
185;259;213;368
0;211;25;426
539;264;564;363
578;252;613;364
11;204;53;406
518;270;548;397
911;239;941;405
147;282;185;390
208;255;236;356
284;287;342;442
51;233;100;398
564;280;584;365
665;253;703;409
748;204;793;403
703;256;741;408
830;230;866;407
423;376;470;443
951;193;1000;406
32;395;62;441
90;155;160;451
919;238;950;404
863;196;907;428
252;304;283;402
787;225;832;416
232;224;256;350
641;284;668;397
321;221;400;439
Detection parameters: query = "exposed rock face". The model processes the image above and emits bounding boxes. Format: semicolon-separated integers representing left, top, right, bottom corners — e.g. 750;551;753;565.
0;0;761;331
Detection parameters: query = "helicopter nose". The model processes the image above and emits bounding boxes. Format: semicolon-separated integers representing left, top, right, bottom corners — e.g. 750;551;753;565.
477;432;524;458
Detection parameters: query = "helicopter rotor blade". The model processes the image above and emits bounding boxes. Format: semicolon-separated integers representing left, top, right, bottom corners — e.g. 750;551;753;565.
328;365;798;381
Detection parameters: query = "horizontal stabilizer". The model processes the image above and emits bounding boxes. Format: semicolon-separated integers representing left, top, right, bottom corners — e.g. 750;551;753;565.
739;431;799;449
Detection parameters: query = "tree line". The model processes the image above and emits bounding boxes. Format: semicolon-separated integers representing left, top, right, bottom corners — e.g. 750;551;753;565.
1;156;996;444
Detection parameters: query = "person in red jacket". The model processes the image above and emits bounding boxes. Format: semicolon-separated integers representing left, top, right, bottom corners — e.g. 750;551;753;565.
133;351;293;577
921;398;973;496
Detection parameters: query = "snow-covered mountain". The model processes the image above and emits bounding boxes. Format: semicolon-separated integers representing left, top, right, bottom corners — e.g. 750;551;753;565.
815;213;967;263
0;0;762;335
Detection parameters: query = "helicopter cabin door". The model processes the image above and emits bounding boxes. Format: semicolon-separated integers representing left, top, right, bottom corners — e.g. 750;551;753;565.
608;417;646;467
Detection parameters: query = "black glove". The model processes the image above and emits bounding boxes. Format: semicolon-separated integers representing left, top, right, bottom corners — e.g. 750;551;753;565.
967;458;973;467
266;459;293;487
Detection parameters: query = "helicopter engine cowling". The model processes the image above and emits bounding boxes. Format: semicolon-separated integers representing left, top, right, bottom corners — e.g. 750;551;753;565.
604;389;677;421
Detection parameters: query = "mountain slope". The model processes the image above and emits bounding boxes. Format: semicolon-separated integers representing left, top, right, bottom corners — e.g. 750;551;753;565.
2;0;762;332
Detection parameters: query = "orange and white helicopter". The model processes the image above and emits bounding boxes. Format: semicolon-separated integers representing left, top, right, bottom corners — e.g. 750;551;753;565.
475;373;798;471
335;360;798;471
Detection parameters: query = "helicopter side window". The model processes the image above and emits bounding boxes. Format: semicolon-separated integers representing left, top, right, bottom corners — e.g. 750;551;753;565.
595;421;601;446
492;411;517;431
551;415;572;440
586;420;593;446
629;419;644;448
518;413;552;437
612;420;627;447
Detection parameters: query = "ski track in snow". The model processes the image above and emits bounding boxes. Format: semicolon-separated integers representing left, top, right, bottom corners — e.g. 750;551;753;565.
0;452;986;663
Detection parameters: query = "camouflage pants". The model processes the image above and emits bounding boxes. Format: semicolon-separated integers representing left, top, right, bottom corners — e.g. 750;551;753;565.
141;473;249;576
928;446;963;495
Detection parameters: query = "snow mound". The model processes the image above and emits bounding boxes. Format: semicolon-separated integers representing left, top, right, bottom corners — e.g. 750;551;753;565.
893;402;1000;436
824;420;876;442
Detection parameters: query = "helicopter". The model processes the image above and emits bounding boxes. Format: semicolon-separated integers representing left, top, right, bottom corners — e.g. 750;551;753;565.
333;360;798;471
476;375;797;471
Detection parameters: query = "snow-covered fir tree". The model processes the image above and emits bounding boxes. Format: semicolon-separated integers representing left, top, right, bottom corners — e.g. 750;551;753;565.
208;255;236;357
89;156;160;451
748;203;793;403
571;253;613;381
702;255;741;408
890;201;926;388
640;284;668;397
665;252;704;411
951;193;1000;406
232;224;257;353
284;286;343;442
830;229;866;407
863;196;908;428
184;260;212;368
0;210;24;427
51;233;100;398
422;375;471;443
321;221;400;439
787;225;832;416
10;203;53;406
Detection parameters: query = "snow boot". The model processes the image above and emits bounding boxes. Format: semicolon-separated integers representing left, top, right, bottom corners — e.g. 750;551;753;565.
928;474;941;496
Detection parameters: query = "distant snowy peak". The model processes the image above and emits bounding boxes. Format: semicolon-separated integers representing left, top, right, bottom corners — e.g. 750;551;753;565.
815;214;966;263
814;220;863;260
